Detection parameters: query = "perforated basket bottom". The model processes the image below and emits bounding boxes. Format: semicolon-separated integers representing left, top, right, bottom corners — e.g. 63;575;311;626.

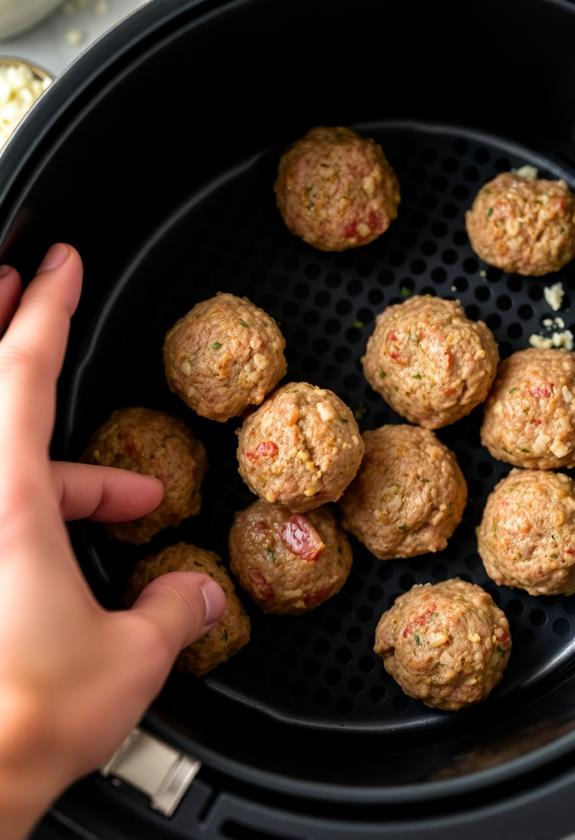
66;122;575;733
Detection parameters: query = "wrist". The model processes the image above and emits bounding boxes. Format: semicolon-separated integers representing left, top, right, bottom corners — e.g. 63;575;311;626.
0;687;73;839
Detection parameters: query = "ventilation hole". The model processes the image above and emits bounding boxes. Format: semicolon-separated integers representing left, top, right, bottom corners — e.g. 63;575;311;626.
474;147;490;164
422;193;439;210
421;147;438;164
432;563;447;581
432;266;447;284
496;294;512;311
507;599;524;616
325;667;342;686
452;229;467;246
336;299;352;316
357;306;374;325
411;259;426;276
290;680;308;698
486;313;502;330
486;267;502;283
367;584;384;602
553;618;571;636
335;597;353;616
303;658;320;676
368;287;384;305
412;212;429;230
442;203;458;220
527;285;543;302
432;175;449;192
314;688;330;706
400;231;418;248
347;279;363;297
518;303;534;320
347;626;363;644
422;240;438;256
529;609;547;627
377;565;395;582
454;184;470;200
463;257;479;274
442;248;458;265
495;156;512;172
370;684;387;703
357;261;374;278
463;165;480;182
313;337;329;355
442;157;458;173
336;698;354;714
292;629;309;646
357;605;374;623
507;277;523;293
335;646;353;664
477;460;494;477
518;628;536;646
282;300;299;318
379;268;395;286
335;346;352;363
294;282;310;299
474;286;490;302
465;553;481;570
314;638;330;655
432;221;448;237
507;322;523;339
359;655;376;673
305;263;321;281
348;677;366;695
324;617;341;635
465;304;480;320
325;318;341;336
393;694;411;711
325;271;342;288
451;275;468;291
453;138;469;154
390;249;407;267
303;310;319;326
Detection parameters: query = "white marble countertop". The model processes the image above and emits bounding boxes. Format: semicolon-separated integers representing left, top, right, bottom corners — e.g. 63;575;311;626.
0;0;148;77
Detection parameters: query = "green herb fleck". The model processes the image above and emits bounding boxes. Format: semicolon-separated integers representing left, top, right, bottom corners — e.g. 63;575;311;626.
400;286;411;298
378;369;387;379
238;319;250;328
520;447;531;453
421;478;430;484
487;207;494;218
354;404;367;421
432;611;439;619
508;387;518;394
338;416;350;424
398;524;409;533
353;319;365;330
221;629;229;642
266;547;276;561
413;634;421;646
492;522;498;537
502;447;512;455
551;553;559;560
496;645;506;656
412;372;423;380
211;341;222;350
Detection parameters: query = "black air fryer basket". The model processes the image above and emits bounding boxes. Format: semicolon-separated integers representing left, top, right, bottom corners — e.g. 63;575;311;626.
2;0;575;837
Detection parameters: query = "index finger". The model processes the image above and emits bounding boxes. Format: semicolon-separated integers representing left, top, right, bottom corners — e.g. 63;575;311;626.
0;244;83;459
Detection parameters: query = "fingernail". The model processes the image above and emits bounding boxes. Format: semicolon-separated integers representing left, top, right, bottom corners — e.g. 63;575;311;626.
38;243;69;273
201;579;226;627
0;265;12;278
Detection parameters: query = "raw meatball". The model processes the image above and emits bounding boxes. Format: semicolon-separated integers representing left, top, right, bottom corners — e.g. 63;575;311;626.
83;407;207;544
237;382;364;512
374;579;511;711
275;126;400;251
229;500;352;614
478;469;575;596
362;296;498;429
481;348;575;469
340;425;467;559
126;543;250;676
466;171;575;276
164;293;286;422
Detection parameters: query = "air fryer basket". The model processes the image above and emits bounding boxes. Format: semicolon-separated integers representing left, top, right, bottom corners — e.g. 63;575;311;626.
3;0;575;823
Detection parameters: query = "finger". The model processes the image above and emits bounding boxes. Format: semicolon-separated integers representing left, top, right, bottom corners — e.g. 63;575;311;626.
52;462;164;522
0;244;83;457
129;572;226;659
0;266;22;334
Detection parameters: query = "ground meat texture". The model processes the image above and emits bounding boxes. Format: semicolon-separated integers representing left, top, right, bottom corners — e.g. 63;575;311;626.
362;296;498;429
228;500;352;614
478;470;575;596
340;425;467;560
126;543;250;676
83;407;207;544
465;172;575;276
374;579;511;711
163;293;286;422
481;348;575;469
237;382;364;512
275;126;400;252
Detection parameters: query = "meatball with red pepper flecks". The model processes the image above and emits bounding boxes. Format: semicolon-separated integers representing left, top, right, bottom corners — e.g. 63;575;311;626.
275;126;400;251
83;407;207;544
229;500;352;614
481;348;575;469
236;382;364;512
374;579;511;711
126;543;250;676
362;296;498;429
466;170;575;276
163;293;286;422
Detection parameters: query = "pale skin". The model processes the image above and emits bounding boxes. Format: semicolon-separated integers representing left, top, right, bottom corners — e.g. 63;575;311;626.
0;244;226;840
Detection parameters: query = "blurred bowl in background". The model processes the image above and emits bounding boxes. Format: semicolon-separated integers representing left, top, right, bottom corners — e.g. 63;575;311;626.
0;57;53;149
0;0;62;40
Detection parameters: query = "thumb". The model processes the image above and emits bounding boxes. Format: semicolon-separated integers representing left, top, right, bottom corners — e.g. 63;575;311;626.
129;572;226;661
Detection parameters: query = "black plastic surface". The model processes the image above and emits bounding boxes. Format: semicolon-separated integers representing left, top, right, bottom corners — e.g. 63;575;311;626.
63;122;575;733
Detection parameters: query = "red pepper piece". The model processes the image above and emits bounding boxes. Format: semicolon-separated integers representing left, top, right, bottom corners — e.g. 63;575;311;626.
246;440;279;462
280;514;325;561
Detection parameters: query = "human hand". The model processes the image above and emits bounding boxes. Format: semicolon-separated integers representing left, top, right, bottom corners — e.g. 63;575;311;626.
0;245;226;840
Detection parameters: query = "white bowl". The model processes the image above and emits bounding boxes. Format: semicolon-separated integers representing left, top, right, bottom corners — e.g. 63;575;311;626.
0;0;62;40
